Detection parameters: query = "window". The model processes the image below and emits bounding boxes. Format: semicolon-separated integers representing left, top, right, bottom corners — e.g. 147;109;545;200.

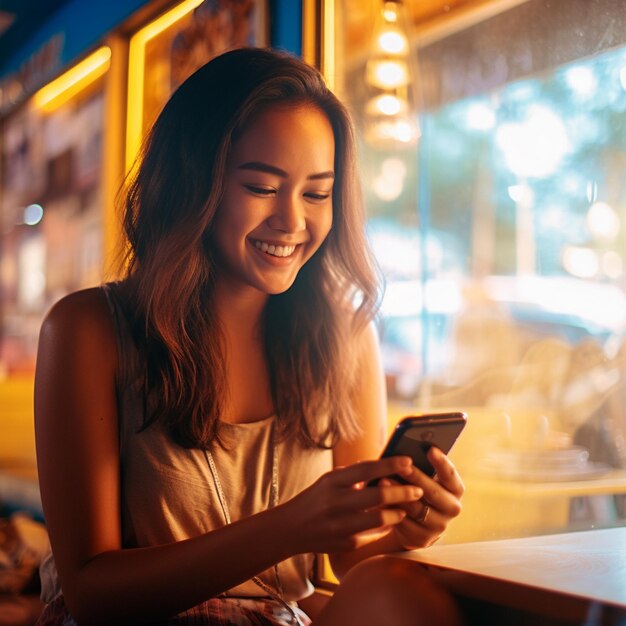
334;0;626;542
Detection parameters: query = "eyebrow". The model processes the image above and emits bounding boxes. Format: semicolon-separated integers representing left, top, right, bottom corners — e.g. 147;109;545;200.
237;161;335;181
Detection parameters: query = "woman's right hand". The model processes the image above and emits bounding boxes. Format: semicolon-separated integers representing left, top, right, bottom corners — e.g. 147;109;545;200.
281;456;424;554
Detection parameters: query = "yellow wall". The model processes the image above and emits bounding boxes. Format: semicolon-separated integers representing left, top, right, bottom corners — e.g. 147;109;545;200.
0;378;37;480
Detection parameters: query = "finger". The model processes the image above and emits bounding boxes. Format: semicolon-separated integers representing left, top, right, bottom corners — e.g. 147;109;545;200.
423;483;463;519
398;470;462;518
403;500;448;531
395;515;444;549
379;469;441;518
428;447;465;497
342;507;408;537
403;498;429;521
333;457;413;488
338;483;424;513
399;449;464;496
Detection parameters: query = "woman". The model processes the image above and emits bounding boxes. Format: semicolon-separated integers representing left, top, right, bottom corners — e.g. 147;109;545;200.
34;47;464;625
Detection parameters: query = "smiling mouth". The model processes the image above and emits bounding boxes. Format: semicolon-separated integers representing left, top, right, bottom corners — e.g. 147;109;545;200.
253;240;297;258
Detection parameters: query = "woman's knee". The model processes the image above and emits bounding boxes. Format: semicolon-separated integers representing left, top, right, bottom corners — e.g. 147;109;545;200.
333;555;464;626
342;555;430;592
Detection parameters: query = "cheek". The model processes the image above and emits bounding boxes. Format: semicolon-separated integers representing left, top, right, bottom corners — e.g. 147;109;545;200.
213;201;253;244
311;207;333;242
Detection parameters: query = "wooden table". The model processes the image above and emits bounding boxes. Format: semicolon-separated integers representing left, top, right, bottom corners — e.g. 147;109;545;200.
398;527;626;624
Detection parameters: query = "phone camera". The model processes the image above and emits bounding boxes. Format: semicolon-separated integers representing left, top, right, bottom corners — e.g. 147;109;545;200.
420;430;435;442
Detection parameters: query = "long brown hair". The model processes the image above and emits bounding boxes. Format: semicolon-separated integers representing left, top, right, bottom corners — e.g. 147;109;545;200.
121;47;381;448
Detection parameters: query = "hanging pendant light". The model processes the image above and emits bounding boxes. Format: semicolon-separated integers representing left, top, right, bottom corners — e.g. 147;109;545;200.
364;0;421;147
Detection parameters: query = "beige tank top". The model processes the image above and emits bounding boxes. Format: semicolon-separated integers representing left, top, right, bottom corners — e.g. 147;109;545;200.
40;283;333;605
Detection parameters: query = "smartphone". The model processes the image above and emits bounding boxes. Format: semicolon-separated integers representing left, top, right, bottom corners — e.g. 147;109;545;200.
371;412;467;485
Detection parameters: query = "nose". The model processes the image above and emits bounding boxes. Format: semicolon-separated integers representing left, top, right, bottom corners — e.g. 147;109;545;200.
267;192;306;233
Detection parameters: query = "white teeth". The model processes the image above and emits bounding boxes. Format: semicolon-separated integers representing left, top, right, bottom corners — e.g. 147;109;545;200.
254;240;296;257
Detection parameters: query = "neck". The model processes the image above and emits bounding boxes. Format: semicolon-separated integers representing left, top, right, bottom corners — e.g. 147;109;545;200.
213;280;268;339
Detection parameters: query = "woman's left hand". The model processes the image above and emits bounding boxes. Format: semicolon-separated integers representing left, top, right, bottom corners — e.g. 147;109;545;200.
383;446;465;550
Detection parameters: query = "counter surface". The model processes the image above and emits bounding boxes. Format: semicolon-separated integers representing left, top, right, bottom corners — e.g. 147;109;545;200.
398;527;626;621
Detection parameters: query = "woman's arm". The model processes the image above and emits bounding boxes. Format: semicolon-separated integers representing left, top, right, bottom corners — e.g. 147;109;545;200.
328;321;465;580
35;293;421;625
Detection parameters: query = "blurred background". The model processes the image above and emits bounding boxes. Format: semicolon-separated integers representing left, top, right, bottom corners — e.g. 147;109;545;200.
1;0;626;547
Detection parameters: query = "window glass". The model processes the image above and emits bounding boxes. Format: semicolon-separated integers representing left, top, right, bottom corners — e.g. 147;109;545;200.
336;0;626;543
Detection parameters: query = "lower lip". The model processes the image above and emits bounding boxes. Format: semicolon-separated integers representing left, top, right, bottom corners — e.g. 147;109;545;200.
250;241;299;266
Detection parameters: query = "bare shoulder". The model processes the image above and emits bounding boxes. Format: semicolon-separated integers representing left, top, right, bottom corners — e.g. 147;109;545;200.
43;286;111;326
35;286;119;449
38;286;117;372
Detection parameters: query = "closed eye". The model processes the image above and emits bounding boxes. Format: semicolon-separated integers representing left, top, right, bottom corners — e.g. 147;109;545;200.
244;184;276;196
305;192;331;201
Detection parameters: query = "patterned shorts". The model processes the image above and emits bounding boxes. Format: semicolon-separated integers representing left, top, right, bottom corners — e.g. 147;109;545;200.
36;595;312;626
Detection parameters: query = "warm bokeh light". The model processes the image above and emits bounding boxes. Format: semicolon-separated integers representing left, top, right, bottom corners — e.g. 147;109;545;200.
366;94;406;116
367;59;409;89
366;116;419;144
372;157;407;201
363;0;419;148
377;30;408;54
382;6;398;22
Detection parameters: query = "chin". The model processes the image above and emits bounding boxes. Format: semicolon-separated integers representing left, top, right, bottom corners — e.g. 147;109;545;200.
252;271;300;296
264;283;296;296
260;276;299;295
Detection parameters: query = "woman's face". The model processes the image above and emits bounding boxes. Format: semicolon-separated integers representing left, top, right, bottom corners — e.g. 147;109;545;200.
210;103;335;297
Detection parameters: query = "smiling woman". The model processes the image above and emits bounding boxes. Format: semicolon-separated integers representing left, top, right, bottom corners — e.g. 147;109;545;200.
33;47;465;626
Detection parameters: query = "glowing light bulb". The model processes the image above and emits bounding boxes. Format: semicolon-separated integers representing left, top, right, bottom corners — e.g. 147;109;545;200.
366;94;406;116
382;4;399;22
378;30;407;54
367;60;408;89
